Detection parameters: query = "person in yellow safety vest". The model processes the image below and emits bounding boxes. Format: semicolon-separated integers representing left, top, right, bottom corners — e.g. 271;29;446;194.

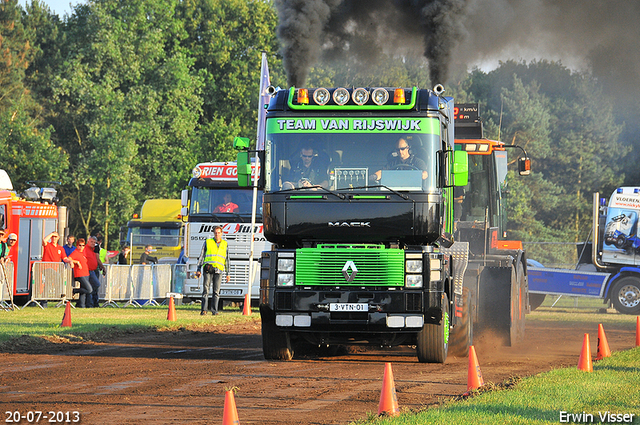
195;226;230;315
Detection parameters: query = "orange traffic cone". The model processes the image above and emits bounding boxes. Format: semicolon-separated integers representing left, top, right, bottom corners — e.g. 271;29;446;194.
222;390;240;425
595;324;611;361
636;316;639;347
242;293;251;316
167;296;176;322
578;333;593;372
60;301;72;328
464;345;484;395
378;362;399;416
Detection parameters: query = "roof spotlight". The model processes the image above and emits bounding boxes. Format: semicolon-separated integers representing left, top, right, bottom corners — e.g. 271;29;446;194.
371;88;389;105
333;88;350;106
313;88;330;105
352;88;369;105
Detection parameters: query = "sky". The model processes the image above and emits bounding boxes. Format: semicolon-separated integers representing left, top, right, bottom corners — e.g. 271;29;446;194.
20;0;85;17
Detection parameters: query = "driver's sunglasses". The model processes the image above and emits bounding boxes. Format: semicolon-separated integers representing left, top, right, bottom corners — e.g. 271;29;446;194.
301;154;314;158
397;146;409;152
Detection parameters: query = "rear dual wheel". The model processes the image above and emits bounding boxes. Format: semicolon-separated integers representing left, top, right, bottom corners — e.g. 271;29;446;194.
449;288;472;357
509;261;526;346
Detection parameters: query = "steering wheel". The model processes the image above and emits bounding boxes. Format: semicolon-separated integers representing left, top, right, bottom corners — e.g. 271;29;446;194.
393;163;420;171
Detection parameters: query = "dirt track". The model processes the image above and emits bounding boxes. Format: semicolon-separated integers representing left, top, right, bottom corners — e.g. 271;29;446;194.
0;311;637;425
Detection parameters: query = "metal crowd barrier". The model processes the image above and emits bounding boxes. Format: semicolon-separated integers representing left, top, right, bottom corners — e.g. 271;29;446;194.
99;264;173;308
1;261;15;310
25;262;74;309
0;262;185;309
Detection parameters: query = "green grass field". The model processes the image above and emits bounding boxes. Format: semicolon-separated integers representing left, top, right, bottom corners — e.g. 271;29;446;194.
0;303;260;346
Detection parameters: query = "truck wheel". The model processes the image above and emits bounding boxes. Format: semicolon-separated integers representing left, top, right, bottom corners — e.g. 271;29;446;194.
449;288;472;357
529;294;546;311
509;262;526;347
610;276;640;315
416;293;449;363
261;317;294;360
615;235;627;249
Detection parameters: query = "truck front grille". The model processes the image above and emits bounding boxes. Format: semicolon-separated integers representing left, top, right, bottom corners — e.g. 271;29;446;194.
296;245;404;286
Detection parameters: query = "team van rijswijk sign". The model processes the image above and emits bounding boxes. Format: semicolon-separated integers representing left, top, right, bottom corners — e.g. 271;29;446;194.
267;117;440;134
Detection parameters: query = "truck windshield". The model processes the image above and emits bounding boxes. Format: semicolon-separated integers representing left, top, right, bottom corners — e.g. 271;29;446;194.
128;227;181;247
264;117;440;193
189;187;263;219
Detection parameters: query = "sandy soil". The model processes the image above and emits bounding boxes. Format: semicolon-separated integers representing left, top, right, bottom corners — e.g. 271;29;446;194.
0;312;636;424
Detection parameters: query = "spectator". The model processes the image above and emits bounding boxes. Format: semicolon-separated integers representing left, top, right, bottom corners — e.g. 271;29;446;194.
85;236;105;308
96;234;108;264
0;231;17;266
42;231;71;265
68;238;92;308
63;235;76;257
140;245;158;265
118;245;131;265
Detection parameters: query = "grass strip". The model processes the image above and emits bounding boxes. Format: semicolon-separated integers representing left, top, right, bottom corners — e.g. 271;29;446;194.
0;303;260;347
356;347;640;424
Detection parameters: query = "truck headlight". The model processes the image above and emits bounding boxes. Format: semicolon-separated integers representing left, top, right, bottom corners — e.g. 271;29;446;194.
278;258;294;272
277;273;294;287
406;260;422;273
405;275;423;288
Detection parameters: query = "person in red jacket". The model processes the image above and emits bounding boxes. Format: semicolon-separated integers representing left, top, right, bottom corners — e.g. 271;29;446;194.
68;238;92;308
42;232;71;265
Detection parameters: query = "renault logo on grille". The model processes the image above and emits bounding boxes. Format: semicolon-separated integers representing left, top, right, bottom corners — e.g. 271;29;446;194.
342;261;358;282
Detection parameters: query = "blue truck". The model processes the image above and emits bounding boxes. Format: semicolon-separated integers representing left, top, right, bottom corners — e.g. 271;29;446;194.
528;187;640;315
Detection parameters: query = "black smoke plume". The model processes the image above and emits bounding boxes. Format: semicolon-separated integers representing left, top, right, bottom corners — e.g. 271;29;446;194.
274;0;471;87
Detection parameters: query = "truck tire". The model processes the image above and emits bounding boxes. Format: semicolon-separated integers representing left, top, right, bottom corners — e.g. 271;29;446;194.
416;293;449;363
610;276;640;315
509;261;526;346
261;317;294;360
449;288;472;357
615;235;627;249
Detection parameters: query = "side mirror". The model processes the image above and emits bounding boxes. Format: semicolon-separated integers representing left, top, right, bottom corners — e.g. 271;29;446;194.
452;150;469;187
518;157;531;176
180;189;189;208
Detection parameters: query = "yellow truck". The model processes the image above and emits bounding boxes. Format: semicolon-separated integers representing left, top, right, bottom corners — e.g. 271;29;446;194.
124;199;184;264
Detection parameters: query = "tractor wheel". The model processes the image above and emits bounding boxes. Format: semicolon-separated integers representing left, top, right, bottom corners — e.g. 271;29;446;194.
261;316;294;360
610;276;640;315
416;292;449;363
449;288;472;357
509;261;526;346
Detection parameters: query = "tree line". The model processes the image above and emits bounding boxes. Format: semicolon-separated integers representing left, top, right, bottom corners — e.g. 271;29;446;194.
0;0;636;255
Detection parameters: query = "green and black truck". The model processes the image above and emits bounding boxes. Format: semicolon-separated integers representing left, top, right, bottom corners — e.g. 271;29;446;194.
237;86;477;362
